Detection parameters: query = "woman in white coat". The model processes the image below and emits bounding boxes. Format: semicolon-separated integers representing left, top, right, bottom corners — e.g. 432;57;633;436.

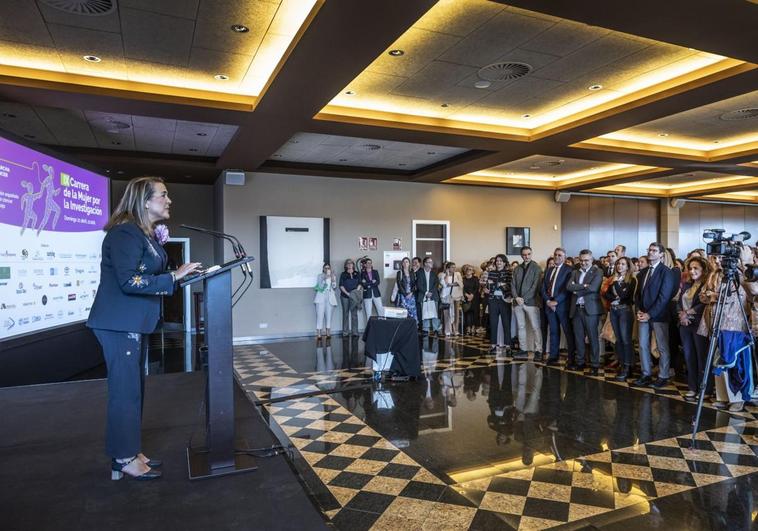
314;263;337;339
439;261;463;337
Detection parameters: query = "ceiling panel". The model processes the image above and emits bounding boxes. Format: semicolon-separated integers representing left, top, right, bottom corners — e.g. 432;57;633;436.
590;90;758;151
271;132;469;171
325;0;734;133
0;0;319;98
0;101;238;157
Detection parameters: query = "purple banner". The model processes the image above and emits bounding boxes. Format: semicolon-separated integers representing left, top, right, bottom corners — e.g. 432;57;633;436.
0;136;109;233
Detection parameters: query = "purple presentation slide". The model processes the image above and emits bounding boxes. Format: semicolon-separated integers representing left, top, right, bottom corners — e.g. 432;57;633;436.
0;135;109;340
0;136;108;231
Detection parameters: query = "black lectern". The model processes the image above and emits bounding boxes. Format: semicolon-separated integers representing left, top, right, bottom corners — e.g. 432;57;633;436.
179;256;257;480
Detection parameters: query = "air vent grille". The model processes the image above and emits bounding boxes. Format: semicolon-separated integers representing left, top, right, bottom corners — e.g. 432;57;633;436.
719;108;758;121
39;0;116;16
477;62;533;82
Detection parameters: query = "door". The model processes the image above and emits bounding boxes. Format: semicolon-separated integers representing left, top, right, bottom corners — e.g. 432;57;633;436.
163;241;185;328
414;221;449;270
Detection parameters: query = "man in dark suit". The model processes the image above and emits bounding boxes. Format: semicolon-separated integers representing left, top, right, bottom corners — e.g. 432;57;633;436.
540;247;576;366
567;249;604;374
633;242;678;387
415;256;440;335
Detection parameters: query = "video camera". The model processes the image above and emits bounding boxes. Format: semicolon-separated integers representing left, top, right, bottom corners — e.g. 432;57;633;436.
703;229;756;280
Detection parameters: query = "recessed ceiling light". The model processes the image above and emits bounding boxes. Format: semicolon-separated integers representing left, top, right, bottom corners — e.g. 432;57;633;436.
189;148;198;152
388;49;404;57
105;170;111;173
230;24;249;33
23;134;35;139
713;140;720;144
83;55;101;62
344;90;356;95
474;80;491;89
117;170;124;175
529;165;540;170
440;103;449;108
398;163;407;166
339;158;348;162
521;114;531;119
273;154;282;158
658;133;669;137
196;132;207;136
214;74;229;81
111;141;120;145
2;112;16;118
588;84;603;91
427;151;437;155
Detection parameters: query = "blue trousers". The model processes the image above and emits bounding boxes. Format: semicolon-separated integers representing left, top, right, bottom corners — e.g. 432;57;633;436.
546;303;575;362
93;329;147;459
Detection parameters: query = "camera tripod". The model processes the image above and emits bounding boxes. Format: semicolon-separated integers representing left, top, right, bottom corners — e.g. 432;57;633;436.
691;265;756;443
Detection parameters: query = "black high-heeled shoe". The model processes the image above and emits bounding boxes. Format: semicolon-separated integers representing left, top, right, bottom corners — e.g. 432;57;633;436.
111;457;162;481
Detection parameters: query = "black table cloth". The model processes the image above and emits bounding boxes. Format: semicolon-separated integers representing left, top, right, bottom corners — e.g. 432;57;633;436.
362;317;420;378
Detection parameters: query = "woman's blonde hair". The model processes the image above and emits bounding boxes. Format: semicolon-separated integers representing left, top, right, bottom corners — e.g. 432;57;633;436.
105;176;165;236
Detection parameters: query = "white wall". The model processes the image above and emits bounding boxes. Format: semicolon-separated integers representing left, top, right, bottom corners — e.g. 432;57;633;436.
221;172;562;340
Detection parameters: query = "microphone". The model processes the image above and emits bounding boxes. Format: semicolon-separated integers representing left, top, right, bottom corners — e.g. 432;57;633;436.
180;225;253;275
180;224;242;258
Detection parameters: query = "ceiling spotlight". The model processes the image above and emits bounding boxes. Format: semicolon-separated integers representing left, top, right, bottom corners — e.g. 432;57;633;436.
427;151;437;155
529;165;540;170
345;90;356;95
2;113;16;118
588;84;603;91
111;141;120;145
196;132;207;136
658;133;669;137
474;80;491;89
83;55;101;62
117;170;124;175
214;74;229;81
521;114;531;119
231;24;249;33
105;169;111;173
713;140;720;144
440;103;449;108
398;163;407;166
388;49;404;57
189;148;198;152
339;158;348;162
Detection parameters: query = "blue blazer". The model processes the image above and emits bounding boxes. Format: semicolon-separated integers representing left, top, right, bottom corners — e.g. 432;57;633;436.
87;222;175;334
634;263;678;322
540;263;572;308
360;270;381;299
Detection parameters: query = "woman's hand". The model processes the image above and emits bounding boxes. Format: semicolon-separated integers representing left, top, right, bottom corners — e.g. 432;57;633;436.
175;262;202;280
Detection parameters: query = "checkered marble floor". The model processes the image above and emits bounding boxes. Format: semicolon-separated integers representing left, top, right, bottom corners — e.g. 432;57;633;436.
232;339;758;530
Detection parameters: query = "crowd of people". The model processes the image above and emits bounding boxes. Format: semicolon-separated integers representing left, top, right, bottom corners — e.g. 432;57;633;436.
314;241;757;413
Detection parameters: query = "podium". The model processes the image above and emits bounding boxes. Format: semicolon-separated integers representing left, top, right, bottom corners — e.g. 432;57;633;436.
179;256;257;480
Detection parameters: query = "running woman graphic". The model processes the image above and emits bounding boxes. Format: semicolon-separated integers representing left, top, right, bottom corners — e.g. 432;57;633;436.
36;163;61;236
19;177;42;235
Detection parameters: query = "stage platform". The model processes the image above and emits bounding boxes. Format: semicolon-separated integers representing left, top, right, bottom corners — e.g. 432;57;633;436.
0;371;328;531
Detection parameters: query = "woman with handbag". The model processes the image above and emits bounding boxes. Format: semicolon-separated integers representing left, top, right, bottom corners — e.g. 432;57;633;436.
461;265;480;335
603;257;636;381
394;257;418;321
439;262;463;337
314;263;337;339
339;259;361;336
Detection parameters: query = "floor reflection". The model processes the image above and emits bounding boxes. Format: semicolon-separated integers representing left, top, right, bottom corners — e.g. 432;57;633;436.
326;360;729;484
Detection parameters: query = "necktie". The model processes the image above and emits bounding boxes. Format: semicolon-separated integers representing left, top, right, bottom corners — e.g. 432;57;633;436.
548;266;558;297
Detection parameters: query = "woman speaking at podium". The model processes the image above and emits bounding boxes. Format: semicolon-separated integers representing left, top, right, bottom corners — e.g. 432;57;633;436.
87;177;200;480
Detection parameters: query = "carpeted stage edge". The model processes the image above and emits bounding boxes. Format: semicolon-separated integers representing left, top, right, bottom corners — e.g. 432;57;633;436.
0;372;328;531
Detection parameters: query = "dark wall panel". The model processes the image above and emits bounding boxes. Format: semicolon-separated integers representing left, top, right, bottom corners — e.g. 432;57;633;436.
562;196;659;258
679;203;758;256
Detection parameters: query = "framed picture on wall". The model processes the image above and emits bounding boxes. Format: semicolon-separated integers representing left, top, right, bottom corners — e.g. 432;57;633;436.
506;227;530;256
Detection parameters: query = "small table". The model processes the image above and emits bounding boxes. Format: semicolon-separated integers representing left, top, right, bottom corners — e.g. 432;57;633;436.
362;317;420;378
